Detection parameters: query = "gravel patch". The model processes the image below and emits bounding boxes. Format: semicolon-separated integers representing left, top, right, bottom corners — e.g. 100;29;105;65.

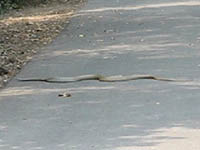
0;0;86;88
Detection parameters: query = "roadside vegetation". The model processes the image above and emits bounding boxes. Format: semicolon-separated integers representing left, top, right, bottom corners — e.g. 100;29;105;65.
1;0;54;13
0;0;50;14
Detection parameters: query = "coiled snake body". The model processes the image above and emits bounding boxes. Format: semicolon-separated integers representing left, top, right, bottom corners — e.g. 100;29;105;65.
17;74;188;83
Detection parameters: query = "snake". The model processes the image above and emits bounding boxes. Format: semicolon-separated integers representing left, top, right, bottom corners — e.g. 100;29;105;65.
17;74;189;83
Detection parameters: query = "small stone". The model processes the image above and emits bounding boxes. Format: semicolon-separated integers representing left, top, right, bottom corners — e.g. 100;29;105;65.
8;57;16;63
16;65;21;69
36;28;43;32
0;67;9;76
156;102;160;105
79;34;85;38
58;92;72;98
26;21;34;25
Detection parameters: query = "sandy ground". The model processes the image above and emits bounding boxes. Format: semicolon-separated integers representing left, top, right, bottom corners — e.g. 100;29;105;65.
0;0;86;88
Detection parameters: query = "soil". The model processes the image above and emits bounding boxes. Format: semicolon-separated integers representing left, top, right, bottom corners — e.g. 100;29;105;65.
0;0;86;89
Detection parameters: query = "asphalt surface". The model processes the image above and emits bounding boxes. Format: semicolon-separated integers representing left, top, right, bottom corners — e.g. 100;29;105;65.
1;0;200;150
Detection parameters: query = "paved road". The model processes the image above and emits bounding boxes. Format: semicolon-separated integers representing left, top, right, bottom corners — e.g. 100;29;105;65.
1;0;200;149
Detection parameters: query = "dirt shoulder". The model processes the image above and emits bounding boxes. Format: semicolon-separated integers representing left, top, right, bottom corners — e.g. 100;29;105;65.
0;0;86;88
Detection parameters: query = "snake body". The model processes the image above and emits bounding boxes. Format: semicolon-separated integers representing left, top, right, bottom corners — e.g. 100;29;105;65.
17;74;188;83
